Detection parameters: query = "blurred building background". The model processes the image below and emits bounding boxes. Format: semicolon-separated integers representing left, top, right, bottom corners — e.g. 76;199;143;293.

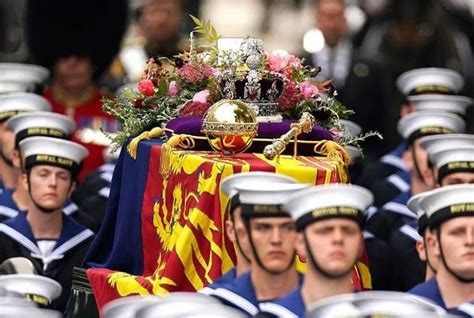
2;0;473;60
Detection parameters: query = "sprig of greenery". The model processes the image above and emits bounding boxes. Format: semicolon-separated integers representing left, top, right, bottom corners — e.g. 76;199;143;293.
190;15;220;44
339;130;383;158
189;15;221;64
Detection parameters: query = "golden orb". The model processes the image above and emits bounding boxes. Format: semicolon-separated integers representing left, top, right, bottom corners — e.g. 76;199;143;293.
201;99;258;155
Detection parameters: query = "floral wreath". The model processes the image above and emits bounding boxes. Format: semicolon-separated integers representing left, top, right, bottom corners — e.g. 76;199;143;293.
102;16;380;154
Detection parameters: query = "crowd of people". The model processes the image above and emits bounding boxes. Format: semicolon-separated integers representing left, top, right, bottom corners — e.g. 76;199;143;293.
0;0;473;316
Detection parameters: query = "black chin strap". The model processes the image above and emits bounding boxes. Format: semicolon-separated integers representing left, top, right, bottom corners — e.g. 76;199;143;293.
411;146;429;186
437;230;474;283
303;231;354;279
243;217;295;275
230;208;251;264
423;236;437;275
0;150;14;167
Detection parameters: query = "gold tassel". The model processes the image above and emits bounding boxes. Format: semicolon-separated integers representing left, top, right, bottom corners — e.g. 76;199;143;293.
160;134;196;179
313;140;351;183
127;127;165;159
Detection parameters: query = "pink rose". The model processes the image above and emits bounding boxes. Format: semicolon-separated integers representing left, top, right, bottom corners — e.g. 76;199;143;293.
266;50;301;73
299;82;319;99
192;89;209;104
266;50;289;72
138;79;155;96
167;81;179;96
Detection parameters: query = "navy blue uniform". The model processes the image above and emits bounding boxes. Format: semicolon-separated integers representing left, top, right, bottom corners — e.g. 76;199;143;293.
389;220;425;291
72;163;115;228
0;213;94;311
199;267;237;295
258;287;304;317
209;271;303;316
0;188;25;223
357;142;408;191
448;302;474;317
409;277;446;309
0;188;97;231
366;190;414;242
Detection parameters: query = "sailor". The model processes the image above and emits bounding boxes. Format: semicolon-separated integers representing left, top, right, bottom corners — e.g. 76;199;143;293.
0;112;74;223
201;172;297;293
208;179;308;316
258;184;373;317
379;111;466;291
0;93;51;192
409;184;474;309
407;190;439;282
426;141;474;186
366;110;466;242
0;137;94;311
357;67;465;204
1;112;98;230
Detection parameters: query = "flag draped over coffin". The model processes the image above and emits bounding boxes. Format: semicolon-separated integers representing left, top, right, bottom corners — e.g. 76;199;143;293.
84;139;369;310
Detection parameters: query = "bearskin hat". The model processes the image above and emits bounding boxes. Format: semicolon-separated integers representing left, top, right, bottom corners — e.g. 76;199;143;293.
25;0;129;79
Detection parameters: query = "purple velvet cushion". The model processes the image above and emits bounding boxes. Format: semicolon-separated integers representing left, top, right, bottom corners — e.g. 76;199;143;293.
165;116;333;155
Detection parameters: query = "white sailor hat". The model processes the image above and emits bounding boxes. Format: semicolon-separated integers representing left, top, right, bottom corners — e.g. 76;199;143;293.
0;93;52;123
428;146;474;183
419;184;474;228
102;295;164;318
396;67;464;96
0;274;62;306
1;306;62;318
420;134;474;156
0;63;49;94
407;191;434;235
397;111;465;144
7;112;76;146
137;302;246;318
235;182;310;219
345;145;361;162
407;94;473;116
306;291;447;317
340;120;362;138
283;184;373;231
220;172;297;213
0;296;37;307
135;292;245;318
19;136;88;176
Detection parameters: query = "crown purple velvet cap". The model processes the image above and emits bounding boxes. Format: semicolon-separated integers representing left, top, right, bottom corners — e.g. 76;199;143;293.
165;116;333;155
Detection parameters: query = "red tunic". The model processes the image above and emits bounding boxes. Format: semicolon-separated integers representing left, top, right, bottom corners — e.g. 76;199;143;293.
43;89;119;181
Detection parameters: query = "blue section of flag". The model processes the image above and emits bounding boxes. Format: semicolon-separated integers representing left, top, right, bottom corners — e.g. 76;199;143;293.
83;139;161;274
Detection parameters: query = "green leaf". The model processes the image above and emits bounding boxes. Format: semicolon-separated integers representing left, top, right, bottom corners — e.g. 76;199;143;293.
190;15;202;28
158;79;168;95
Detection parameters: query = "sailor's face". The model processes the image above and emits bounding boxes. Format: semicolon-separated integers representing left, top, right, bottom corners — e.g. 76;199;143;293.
249;217;297;272
1;129;15;164
437;217;474;280
27;165;73;211
424;228;440;271
303;218;362;276
440;172;474;187
412;139;435;187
